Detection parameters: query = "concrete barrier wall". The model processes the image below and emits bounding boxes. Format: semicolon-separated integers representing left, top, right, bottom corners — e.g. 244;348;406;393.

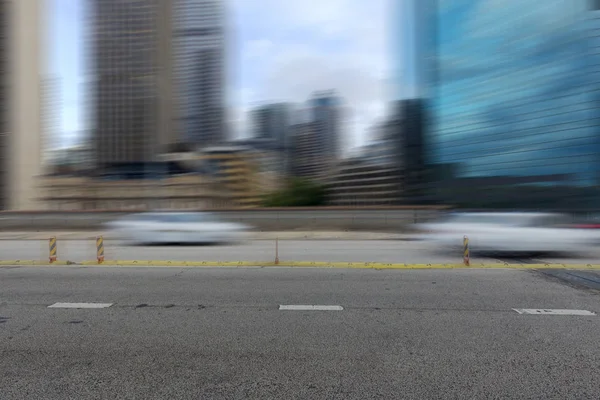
0;208;447;231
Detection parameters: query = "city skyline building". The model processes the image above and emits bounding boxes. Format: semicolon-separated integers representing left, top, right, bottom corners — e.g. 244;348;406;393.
395;0;436;100
250;102;291;173
174;0;226;147
288;92;342;182
41;75;62;166
6;0;47;210
90;0;174;177
426;0;600;209
251;103;290;149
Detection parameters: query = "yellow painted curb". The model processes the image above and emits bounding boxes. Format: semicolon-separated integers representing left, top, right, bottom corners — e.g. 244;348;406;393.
2;259;600;269
0;260;73;266
1;260;598;269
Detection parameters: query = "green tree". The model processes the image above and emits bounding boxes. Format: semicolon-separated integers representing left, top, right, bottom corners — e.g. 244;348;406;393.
262;178;326;207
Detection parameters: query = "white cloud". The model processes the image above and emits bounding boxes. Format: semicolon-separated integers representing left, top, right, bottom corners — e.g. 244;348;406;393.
245;39;273;60
232;0;390;150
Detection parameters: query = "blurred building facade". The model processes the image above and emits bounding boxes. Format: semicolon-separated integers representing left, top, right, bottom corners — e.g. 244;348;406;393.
289;93;342;183
174;0;226;146
418;0;600;210
3;0;47;210
90;0;175;177
290;120;323;181
327;158;403;206
250;103;291;173
311;90;341;166
39;174;231;211
41;75;61;167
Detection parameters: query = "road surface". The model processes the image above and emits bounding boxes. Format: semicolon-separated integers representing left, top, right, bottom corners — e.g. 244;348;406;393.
2;266;600;399
1;239;600;264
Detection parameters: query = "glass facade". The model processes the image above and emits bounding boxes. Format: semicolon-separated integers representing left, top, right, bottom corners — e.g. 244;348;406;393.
428;0;600;210
174;0;225;146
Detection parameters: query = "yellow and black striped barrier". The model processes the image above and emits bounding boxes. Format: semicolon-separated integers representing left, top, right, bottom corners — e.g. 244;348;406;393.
96;236;104;263
463;236;470;266
49;236;57;263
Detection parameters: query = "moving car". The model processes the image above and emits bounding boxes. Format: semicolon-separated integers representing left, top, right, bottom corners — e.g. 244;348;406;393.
414;212;600;256
106;212;250;245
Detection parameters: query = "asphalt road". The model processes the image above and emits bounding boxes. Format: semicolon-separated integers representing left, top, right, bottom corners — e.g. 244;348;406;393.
2;266;600;399
2;239;600;264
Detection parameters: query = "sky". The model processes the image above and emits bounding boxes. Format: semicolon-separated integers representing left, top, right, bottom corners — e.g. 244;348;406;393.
49;0;392;151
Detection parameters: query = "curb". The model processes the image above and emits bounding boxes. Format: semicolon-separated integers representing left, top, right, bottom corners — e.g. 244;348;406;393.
1;260;600;269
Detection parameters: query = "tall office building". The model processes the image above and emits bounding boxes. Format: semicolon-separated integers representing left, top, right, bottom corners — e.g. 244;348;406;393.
5;0;46;210
288;94;341;182
394;0;437;100
174;0;225;147
310;90;341;164
251;103;291;173
391;0;437;203
425;0;600;210
251;103;290;148
90;0;174;177
41;75;61;165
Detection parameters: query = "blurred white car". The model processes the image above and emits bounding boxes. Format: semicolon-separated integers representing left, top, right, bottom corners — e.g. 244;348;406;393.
415;212;600;255
106;212;250;245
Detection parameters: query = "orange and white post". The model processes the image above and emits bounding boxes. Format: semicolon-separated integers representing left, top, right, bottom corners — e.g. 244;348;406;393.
463;235;470;266
96;236;105;263
49;236;57;263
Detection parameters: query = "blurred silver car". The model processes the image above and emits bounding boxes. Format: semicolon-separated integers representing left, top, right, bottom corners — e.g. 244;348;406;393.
106;212;250;245
415;212;600;255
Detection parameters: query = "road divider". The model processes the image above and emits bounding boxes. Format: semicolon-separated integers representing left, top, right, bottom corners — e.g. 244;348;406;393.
463;236;470;266
1;260;600;269
49;236;57;263
96;236;104;263
0;236;598;269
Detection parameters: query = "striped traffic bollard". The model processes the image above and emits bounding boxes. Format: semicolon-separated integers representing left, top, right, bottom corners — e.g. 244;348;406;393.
463;235;470;266
96;236;104;263
49;236;57;263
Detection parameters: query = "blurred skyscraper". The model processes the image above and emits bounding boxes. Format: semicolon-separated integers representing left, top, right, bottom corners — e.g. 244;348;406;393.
174;0;226;147
41;75;61;165
251;103;290;150
310;91;341;163
391;0;435;203
290;92;342;182
251;103;291;173
395;0;436;99
90;0;174;177
427;0;600;210
2;0;47;210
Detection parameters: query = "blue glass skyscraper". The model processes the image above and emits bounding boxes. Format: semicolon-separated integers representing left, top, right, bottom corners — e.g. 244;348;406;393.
423;0;600;209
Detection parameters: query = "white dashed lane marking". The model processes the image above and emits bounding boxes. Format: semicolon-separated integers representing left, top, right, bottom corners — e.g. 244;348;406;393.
513;309;596;315
48;302;113;309
279;305;343;311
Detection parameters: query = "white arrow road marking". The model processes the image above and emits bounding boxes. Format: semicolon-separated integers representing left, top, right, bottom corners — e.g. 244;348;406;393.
279;305;343;311
48;302;113;309
513;308;595;315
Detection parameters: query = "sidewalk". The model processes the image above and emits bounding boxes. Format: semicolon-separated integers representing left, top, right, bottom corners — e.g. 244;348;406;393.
0;231;416;241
